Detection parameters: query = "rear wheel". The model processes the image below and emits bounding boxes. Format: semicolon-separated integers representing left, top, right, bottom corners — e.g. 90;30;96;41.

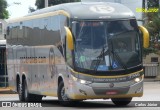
18;81;25;101
111;98;132;106
23;79;42;102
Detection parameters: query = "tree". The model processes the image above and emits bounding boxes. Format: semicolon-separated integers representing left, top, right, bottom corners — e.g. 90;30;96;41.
145;1;160;45
35;0;80;9
147;0;159;8
143;0;159;54
0;0;9;19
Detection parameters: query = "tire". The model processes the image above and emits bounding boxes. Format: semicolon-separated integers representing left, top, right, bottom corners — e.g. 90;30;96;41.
18;81;25;101
58;81;78;106
23;79;43;102
111;98;132;106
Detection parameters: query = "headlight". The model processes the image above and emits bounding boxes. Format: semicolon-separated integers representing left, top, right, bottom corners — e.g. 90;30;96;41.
71;75;92;85
134;75;144;83
80;79;86;84
134;78;140;82
79;79;92;85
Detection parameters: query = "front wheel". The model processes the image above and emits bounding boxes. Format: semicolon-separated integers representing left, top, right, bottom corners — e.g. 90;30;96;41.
111;98;132;106
58;81;79;106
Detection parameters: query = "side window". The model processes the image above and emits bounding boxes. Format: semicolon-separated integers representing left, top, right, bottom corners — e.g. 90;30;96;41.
51;15;59;31
33;19;40;39
6;26;11;39
60;15;68;39
12;26;18;39
23;20;32;39
60;15;69;56
18;22;23;38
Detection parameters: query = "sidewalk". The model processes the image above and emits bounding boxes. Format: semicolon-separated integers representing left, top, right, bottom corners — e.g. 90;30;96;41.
144;78;160;82
0;88;16;94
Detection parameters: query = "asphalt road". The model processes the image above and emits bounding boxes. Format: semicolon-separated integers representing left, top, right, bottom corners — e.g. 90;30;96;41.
0;82;160;110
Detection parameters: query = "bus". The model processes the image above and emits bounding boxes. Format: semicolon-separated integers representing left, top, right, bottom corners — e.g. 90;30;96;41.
6;2;149;106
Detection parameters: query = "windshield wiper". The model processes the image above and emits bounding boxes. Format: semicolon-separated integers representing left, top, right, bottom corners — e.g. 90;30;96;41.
109;38;128;70
93;45;109;73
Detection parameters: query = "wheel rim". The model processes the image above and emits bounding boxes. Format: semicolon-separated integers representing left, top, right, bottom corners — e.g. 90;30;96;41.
61;86;68;101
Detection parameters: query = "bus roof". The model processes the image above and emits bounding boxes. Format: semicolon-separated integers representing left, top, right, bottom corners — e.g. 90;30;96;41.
8;2;135;23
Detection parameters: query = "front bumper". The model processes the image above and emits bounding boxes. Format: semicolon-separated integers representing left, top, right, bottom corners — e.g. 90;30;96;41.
66;79;143;100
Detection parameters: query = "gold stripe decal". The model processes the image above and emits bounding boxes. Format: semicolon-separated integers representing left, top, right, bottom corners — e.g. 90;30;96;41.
8;10;70;23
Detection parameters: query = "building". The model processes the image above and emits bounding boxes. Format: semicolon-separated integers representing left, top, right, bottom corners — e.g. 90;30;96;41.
0;19;7;40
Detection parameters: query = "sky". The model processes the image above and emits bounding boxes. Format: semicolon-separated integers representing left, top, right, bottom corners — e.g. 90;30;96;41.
7;0;37;19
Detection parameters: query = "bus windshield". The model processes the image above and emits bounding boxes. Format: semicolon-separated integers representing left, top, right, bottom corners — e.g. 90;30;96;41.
72;20;142;73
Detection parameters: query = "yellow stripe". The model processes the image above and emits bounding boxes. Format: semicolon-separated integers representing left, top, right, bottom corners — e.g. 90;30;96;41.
71;69;143;78
8;10;70;23
138;26;149;48
70;93;143;99
41;92;57;97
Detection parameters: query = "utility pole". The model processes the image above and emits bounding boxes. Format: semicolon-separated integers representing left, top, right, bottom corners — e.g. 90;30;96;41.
45;0;48;7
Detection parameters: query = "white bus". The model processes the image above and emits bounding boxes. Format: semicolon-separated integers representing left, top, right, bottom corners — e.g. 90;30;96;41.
6;2;149;106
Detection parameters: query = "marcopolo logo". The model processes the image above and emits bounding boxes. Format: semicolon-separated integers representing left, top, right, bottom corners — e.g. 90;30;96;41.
90;5;115;14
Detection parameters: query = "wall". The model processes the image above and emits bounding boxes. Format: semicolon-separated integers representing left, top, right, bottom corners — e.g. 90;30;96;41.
143;53;160;78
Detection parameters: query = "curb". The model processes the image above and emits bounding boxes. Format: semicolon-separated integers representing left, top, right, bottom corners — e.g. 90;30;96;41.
0;88;16;94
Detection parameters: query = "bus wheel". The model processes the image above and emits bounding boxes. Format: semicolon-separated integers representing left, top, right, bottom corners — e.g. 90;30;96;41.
111;98;132;106
58;81;75;106
24;79;42;102
18;82;25;101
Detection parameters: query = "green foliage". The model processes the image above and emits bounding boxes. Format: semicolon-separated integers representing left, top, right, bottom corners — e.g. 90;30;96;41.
143;0;160;55
0;0;9;19
145;0;160;37
147;0;159;8
146;9;160;37
36;0;80;9
143;47;157;57
145;5;160;54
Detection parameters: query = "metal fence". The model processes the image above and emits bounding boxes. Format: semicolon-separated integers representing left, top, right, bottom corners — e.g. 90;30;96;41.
143;63;158;77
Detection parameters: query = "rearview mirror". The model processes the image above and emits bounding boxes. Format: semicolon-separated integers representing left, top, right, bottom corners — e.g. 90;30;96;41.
138;26;149;48
64;26;74;50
